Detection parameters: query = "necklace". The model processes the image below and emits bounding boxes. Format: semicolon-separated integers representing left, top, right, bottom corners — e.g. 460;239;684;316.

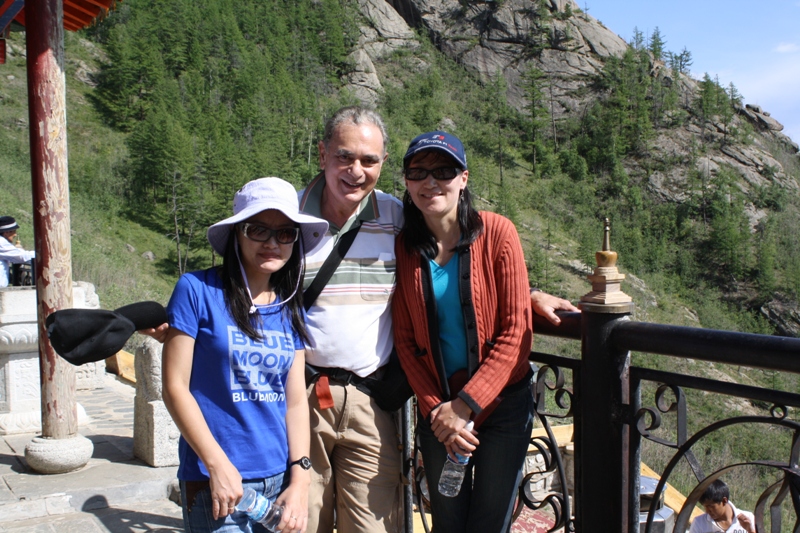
713;516;731;531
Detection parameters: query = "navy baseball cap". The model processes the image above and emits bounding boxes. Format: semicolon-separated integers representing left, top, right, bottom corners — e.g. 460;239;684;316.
403;131;467;170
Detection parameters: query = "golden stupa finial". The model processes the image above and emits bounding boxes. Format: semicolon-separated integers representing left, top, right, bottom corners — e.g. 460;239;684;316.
579;217;633;311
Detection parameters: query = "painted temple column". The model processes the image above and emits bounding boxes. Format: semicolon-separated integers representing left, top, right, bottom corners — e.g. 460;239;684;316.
23;0;92;473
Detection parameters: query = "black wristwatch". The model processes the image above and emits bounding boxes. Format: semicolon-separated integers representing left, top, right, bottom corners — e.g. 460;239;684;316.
289;456;312;470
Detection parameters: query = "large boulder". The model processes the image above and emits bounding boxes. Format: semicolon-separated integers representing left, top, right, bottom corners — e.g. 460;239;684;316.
381;0;628;116
343;49;384;105
761;298;800;338
741;104;785;132
570;14;628;58
344;0;420;101
357;0;418;58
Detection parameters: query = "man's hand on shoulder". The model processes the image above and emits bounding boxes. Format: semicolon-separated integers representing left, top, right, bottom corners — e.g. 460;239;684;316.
530;289;579;326
139;323;170;344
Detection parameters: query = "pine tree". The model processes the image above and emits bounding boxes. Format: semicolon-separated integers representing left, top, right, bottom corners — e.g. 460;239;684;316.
719;82;742;146
630;27;645;50
708;171;751;283
522;66;550;174
755;220;777;299
676;47;693;74
648;27;666;62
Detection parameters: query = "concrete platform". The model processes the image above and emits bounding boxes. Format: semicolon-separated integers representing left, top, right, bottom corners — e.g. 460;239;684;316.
0;373;182;532
0;372;555;532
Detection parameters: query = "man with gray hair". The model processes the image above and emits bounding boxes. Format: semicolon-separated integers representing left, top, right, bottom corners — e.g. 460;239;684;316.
298;106;403;533
298;106;578;532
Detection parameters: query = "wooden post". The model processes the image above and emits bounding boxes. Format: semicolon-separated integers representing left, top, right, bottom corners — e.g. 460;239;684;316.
23;0;92;473
576;219;636;530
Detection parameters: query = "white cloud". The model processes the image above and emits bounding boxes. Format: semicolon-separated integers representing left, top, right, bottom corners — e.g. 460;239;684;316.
775;42;800;53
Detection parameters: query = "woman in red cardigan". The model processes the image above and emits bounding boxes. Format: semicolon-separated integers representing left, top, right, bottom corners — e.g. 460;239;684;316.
392;131;534;533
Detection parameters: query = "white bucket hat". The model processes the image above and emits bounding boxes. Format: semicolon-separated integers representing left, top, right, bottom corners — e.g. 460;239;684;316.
207;177;328;255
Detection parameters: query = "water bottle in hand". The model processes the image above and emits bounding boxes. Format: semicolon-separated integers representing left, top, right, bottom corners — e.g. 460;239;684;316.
438;421;474;497
236;487;284;531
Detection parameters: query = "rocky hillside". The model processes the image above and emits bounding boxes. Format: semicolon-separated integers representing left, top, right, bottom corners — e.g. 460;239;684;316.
343;0;800;335
348;0;798;201
3;0;796;334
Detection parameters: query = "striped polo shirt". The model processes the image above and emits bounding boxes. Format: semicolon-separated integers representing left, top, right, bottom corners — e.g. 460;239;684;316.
298;174;403;377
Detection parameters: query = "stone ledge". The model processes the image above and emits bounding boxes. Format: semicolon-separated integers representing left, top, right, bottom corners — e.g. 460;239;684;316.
0;460;177;524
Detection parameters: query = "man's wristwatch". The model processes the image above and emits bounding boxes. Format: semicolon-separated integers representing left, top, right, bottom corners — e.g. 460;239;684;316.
289;456;312;470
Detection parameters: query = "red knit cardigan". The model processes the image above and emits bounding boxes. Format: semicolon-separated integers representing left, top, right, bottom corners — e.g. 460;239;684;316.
392;211;533;419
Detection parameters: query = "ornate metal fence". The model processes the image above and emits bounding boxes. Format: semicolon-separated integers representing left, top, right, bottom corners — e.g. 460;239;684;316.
406;221;800;532
522;307;800;533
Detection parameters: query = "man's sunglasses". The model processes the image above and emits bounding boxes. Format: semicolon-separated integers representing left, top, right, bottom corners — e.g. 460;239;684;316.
404;167;462;182
237;223;299;244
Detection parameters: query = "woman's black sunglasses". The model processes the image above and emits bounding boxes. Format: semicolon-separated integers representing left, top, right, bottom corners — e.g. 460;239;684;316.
237;223;299;244
404;167;462;181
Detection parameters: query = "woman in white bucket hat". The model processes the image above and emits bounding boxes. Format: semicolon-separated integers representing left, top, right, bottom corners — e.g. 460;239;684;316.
163;177;327;533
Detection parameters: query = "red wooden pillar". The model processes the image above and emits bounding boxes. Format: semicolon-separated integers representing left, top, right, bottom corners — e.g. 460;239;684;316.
24;0;76;441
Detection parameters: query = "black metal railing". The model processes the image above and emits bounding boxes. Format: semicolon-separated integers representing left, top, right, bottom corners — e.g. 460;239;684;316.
521;310;800;533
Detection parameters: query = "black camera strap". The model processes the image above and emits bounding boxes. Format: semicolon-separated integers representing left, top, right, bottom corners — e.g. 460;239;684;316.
303;223;361;311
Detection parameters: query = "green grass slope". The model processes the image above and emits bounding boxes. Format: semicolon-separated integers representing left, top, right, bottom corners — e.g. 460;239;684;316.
1;31;178;310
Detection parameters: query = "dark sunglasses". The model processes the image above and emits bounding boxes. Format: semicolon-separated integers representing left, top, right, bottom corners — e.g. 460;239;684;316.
237;223;299;244
404;167;462;182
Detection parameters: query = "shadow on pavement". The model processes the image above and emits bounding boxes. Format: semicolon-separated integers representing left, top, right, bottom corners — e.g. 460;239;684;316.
0;451;27;474
82;495;184;533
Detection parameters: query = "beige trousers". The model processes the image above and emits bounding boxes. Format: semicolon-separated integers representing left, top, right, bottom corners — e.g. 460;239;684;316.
306;381;402;533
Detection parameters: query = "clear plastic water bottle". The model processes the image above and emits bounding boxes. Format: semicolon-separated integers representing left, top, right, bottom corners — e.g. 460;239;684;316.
437;421;474;497
235;487;284;531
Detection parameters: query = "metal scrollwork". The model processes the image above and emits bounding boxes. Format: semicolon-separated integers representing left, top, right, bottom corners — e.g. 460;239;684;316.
516;481;568;533
639;383;687;449
770;404;788;420
654;383;683;414
753;470;800;533
635;407;662;438
642;417;800;533
672;461;800;533
412;431;432;533
637;379;705;482
515;429;573;532
507;362;575;532
534;364;574;419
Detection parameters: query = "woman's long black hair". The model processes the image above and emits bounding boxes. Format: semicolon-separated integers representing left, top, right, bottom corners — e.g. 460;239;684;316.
220;227;310;345
400;153;484;258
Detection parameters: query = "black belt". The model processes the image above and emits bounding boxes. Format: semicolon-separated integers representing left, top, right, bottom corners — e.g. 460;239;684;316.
305;363;378;387
503;366;535;395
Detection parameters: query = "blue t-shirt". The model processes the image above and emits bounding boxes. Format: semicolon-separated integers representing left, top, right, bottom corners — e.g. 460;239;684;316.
430;255;468;378
167;268;303;481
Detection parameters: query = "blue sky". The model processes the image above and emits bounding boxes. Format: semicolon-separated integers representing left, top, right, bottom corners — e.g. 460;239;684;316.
584;1;800;143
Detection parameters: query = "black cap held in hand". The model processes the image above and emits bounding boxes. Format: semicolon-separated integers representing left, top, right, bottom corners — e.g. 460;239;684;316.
45;301;167;366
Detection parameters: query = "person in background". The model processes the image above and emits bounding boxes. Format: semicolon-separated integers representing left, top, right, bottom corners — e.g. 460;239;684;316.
689;479;755;533
392;131;535;532
162;177;328;533
0;216;34;288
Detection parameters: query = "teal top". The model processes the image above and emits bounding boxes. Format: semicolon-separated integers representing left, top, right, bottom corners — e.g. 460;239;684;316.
429;254;468;378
